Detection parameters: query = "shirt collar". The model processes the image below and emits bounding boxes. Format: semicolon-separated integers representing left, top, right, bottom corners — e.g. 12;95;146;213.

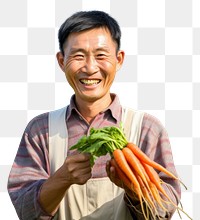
66;95;77;121
66;93;122;124
103;93;122;123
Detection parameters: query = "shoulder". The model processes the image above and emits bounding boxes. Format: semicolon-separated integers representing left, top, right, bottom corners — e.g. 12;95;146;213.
142;112;165;137
122;107;164;133
25;112;49;137
122;106;167;139
25;106;68;136
139;112;170;155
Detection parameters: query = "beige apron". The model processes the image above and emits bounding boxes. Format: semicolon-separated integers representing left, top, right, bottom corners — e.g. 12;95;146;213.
49;107;144;220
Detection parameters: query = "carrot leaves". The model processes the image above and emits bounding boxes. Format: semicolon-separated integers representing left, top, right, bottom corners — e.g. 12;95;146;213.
70;125;128;166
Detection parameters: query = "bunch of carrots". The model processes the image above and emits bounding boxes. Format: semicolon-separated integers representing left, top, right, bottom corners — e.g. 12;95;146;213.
70;125;192;220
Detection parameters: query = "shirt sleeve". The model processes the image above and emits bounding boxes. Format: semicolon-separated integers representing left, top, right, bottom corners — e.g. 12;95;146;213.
7;113;54;220
124;113;181;219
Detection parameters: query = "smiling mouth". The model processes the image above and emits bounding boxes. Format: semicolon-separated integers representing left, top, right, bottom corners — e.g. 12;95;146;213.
80;79;101;85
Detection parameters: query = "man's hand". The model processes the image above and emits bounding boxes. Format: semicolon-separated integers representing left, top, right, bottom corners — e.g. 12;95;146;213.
106;160;124;188
59;153;92;186
39;153;92;215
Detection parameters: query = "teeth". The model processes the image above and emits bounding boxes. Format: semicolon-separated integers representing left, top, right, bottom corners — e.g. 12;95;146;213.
80;79;100;85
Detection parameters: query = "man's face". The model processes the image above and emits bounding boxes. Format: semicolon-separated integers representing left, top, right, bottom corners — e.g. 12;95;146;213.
57;27;124;104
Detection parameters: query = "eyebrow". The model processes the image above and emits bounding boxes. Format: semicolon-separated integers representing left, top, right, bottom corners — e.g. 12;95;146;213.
69;46;110;55
95;47;110;53
69;48;85;54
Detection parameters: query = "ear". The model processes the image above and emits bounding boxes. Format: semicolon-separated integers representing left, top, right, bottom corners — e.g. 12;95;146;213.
116;50;125;72
56;52;65;72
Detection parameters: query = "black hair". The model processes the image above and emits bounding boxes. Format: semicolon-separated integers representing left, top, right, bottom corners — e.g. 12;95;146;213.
58;10;121;55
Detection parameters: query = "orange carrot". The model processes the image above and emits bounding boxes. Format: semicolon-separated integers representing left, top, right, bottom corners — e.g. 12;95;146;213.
148;181;168;212
126;143;179;180
113;149;148;220
110;158;134;192
132;165;169;217
134;170;156;215
122;147;150;191
142;162;192;220
142;162;175;204
113;149;141;190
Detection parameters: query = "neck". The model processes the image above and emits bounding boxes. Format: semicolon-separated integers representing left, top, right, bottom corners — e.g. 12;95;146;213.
75;94;113;123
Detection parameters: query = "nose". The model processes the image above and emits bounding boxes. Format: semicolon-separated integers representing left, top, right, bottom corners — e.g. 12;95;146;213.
81;55;99;75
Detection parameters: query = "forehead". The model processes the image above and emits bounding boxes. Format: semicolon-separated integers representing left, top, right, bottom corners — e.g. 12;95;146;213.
64;28;116;51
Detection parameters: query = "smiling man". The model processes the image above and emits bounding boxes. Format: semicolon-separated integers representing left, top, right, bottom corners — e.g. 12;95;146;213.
8;11;181;220
56;27;124;123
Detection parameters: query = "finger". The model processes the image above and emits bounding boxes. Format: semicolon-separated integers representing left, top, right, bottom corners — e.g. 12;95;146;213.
106;160;111;176
82;152;91;159
78;153;91;161
67;153;91;164
77;166;92;177
106;161;116;178
110;165;115;176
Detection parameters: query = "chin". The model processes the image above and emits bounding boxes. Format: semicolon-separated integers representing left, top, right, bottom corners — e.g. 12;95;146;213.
80;93;104;102
83;95;100;102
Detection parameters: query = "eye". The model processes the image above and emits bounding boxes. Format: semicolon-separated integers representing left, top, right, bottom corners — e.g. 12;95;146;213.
74;54;84;60
96;53;107;59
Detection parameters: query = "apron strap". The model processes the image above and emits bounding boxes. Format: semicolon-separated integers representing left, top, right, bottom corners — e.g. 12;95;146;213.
122;107;144;146
48;106;68;175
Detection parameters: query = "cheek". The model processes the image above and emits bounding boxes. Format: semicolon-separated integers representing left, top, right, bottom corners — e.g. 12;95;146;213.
98;57;112;67
64;61;82;79
65;60;79;72
63;66;76;86
100;60;117;78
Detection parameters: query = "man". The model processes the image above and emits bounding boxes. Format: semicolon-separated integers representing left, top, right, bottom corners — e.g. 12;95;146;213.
8;11;181;219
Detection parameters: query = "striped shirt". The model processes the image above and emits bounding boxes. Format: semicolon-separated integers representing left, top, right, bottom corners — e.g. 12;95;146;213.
7;94;181;220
